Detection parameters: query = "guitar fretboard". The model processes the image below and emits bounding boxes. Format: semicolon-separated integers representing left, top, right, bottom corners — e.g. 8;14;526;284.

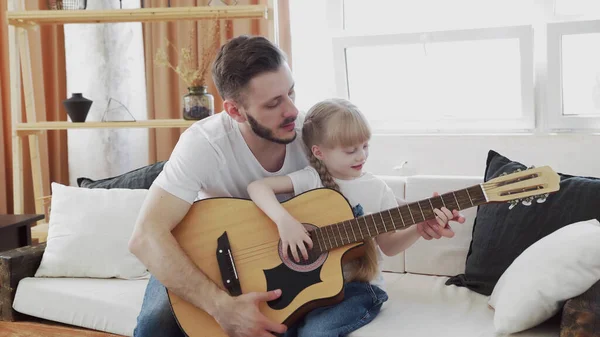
311;185;486;253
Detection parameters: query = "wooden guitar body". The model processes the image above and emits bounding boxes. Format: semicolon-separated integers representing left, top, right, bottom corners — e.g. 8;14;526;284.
168;188;361;337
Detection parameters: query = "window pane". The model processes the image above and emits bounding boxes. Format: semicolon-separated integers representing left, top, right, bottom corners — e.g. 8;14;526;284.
345;38;523;125
554;0;600;16
561;33;600;116
343;0;534;33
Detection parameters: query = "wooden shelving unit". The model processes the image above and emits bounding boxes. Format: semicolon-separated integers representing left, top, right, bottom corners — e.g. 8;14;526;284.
8;1;278;215
15;120;197;134
6;5;268;26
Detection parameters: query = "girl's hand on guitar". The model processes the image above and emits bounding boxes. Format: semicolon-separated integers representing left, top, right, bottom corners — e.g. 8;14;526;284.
277;213;313;263
215;289;288;337
416;192;466;240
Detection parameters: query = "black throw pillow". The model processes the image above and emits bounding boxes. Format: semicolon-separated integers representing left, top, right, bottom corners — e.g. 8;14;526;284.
77;161;166;189
446;150;600;296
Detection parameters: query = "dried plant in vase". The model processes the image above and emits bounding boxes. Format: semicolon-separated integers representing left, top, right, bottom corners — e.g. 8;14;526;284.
154;17;226;120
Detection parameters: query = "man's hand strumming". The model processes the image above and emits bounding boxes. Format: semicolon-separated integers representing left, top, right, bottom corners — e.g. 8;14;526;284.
214;289;288;337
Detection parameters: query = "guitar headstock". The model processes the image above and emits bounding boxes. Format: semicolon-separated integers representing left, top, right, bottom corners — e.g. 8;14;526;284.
482;166;560;209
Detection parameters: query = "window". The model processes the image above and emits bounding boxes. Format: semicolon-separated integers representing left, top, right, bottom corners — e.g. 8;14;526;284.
332;26;534;132
547;20;600;130
288;0;600;133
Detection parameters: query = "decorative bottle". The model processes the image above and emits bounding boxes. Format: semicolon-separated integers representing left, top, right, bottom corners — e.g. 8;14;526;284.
183;86;214;120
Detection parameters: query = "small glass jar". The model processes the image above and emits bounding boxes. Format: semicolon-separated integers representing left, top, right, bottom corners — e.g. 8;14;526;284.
47;0;87;10
182;86;215;121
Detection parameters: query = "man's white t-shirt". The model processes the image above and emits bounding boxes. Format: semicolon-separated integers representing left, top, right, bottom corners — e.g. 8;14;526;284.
153;112;309;203
287;166;400;288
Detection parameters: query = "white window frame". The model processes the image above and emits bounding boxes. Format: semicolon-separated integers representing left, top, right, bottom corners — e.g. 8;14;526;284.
331;26;535;133
330;21;535;133
546;19;600;131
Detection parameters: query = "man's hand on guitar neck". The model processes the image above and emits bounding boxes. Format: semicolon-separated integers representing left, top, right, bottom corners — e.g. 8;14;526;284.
213;289;288;337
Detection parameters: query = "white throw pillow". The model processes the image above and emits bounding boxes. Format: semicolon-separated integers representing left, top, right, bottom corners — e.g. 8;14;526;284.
488;219;600;334
35;182;149;279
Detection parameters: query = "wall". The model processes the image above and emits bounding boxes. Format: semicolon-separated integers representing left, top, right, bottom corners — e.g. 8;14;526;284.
64;0;148;186
365;133;600;178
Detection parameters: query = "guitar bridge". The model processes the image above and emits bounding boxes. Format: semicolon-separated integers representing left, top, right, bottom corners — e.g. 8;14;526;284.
216;232;242;296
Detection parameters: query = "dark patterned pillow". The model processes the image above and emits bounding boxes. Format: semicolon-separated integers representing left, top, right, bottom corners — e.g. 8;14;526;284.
560;279;600;337
446;150;600;295
77;161;166;189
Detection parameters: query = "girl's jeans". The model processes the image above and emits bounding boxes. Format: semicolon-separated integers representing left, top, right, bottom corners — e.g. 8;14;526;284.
284;281;388;337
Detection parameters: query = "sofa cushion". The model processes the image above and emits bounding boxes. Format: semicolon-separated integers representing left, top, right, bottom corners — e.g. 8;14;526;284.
349;273;559;337
402;175;483;277
489;219;600;334
447;150;600;296
13;277;149;337
35;183;149;279
77;161;166;189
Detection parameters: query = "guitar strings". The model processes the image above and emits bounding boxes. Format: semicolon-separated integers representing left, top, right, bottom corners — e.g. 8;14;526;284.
192;199;488;268
212;207;449;261
229;185;525;262
190;238;318;265
234;239;281;252
233;243;280;261
228;195;483;258
196;182;525;263
190;181;536;273
227;186;495;256
481;180;539;188
189;242;279;263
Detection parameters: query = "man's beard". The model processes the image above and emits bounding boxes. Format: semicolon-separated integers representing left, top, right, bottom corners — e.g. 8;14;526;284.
246;113;297;145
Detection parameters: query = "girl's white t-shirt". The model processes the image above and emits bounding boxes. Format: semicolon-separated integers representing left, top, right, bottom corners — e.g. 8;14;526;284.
287;166;400;288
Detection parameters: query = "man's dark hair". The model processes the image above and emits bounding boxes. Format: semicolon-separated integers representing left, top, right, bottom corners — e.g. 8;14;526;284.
211;35;286;104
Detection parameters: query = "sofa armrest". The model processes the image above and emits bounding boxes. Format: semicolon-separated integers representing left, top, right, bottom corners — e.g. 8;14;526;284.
0;243;46;321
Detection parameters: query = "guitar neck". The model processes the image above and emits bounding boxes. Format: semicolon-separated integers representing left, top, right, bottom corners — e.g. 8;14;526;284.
311;184;488;253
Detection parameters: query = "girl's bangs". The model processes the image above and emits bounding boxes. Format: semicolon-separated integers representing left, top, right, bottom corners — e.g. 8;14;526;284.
325;112;371;148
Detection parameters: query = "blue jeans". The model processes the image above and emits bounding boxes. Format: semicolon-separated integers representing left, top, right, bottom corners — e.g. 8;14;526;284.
284;281;389;337
133;275;185;337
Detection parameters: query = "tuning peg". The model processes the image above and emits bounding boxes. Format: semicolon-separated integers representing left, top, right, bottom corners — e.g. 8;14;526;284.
500;172;508;176
522;196;533;206
508;199;520;210
536;193;549;203
528;165;536;170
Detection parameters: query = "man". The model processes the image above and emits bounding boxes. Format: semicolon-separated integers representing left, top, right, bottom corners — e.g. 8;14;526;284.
129;35;459;337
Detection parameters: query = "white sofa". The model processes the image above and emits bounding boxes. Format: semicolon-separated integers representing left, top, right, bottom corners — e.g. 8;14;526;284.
9;175;560;337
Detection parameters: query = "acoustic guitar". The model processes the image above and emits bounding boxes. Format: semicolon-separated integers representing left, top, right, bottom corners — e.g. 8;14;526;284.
168;166;560;336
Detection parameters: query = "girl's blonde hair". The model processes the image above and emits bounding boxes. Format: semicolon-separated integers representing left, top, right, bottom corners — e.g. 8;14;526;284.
302;98;378;283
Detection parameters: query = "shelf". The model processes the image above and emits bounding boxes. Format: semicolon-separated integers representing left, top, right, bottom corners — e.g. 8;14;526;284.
15;119;197;134
7;5;269;27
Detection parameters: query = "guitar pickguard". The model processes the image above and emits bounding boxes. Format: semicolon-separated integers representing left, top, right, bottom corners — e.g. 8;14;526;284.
264;263;323;310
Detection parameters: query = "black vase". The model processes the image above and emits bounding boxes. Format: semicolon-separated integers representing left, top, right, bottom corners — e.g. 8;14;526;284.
63;93;93;123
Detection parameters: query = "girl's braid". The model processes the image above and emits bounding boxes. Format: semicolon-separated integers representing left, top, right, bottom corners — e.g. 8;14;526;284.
309;152;339;192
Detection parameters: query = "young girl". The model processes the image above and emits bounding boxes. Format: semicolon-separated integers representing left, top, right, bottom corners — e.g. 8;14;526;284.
247;98;462;337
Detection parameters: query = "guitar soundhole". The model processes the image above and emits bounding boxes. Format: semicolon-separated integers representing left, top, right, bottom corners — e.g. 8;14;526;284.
278;223;328;272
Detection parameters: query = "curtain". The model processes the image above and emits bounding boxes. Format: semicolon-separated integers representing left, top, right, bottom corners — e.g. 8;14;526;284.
143;0;293;163
0;0;69;214
0;1;10;214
